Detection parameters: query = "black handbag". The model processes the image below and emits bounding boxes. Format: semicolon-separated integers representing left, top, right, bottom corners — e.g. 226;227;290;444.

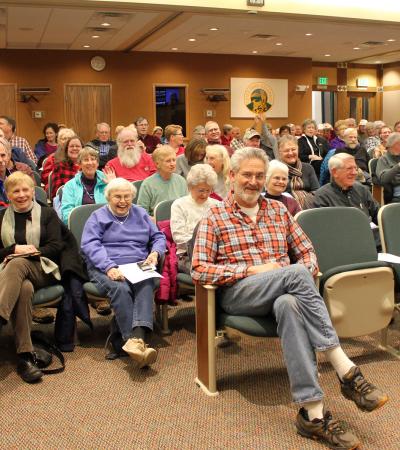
31;330;65;374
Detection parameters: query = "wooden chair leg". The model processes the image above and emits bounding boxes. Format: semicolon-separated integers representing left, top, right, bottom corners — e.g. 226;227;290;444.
160;304;170;335
195;284;218;396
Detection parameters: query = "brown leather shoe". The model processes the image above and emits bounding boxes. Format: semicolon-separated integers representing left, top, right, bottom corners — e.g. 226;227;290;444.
32;308;54;324
95;300;111;316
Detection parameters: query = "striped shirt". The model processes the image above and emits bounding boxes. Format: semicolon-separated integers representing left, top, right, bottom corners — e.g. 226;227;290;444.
191;191;318;286
10;134;37;164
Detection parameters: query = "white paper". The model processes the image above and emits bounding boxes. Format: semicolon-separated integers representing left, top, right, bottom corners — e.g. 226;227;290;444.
378;253;400;264
118;263;163;284
370;222;378;230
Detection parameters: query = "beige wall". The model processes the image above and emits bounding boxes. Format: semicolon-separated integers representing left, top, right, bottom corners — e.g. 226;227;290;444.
383;66;400;127
0;50;312;146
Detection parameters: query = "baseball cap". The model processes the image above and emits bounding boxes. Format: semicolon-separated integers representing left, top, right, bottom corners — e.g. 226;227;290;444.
243;129;261;140
359;119;368;126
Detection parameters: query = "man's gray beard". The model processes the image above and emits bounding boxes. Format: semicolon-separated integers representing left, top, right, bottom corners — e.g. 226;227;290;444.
347;142;358;149
118;147;141;168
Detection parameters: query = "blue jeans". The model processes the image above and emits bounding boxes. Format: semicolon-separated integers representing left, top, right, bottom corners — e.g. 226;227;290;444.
87;265;154;341
219;264;340;404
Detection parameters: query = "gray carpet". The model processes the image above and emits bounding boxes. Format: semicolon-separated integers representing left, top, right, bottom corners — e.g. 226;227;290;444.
1;302;400;450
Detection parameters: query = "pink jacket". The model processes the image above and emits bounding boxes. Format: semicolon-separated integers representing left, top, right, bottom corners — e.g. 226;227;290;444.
155;220;178;303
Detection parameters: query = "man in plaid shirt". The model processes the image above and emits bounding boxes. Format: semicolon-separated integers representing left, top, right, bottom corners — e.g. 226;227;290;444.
192;147;388;449
0;116;37;164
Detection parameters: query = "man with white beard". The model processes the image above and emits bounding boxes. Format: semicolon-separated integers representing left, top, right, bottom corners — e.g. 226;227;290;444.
104;127;156;181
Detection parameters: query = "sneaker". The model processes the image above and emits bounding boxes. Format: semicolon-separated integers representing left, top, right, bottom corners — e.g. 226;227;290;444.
139;346;157;369
296;408;361;450
341;366;389;412
122;338;145;364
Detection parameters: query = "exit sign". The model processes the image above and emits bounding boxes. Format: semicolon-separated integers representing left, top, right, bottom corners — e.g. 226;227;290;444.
247;0;264;5
318;77;328;85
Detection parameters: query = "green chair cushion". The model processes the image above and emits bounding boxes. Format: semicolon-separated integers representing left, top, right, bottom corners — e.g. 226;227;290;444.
177;273;194;286
32;285;64;306
83;282;105;297
219;313;278;337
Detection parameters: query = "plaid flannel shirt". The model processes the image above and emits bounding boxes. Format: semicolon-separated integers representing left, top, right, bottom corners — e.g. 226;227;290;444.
50;160;79;198
191;191;318;286
10;135;37;164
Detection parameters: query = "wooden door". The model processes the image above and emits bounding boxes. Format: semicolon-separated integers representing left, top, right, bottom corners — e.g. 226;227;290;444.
0;84;17;119
64;84;111;143
348;92;376;122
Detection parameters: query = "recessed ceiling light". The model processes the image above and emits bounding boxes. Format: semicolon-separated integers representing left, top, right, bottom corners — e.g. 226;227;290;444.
375;60;382;63
353;47;360;50
171;47;178;51
92;35;100;39
209;27;219;31
252;50;258;54
83;45;90;48
305;33;313;36
324;54;331;57
276;42;283;46
387;39;396;42
101;22;111;27
188;38;196;42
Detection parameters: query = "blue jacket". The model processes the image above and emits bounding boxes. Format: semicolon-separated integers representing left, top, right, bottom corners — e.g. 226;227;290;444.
61;170;107;224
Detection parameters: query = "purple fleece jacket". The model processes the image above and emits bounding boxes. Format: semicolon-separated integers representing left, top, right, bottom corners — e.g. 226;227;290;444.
81;205;166;273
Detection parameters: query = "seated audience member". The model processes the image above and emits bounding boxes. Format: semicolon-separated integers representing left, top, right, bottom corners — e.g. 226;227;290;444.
294;124;303;137
0;138;34;203
191;146;388;450
357;119;368;145
192;125;206;140
230;126;244;151
221;124;233;146
278;125;291;137
243;129;274;161
298;119;330;178
86;122;117;169
171;164;219;274
0;115;37;164
152;126;165;144
104;127;156;182
394;121;400;133
50;136;82;199
176;138;206;178
34;122;59;167
205;121;233;155
264;160;301;216
60;147;111;224
0;172;91;381
320;128;370;186
137;145;187;216
314;154;379;223
376;132;400;203
41;127;75;190
81;178;166;366
372;125;392;158
329;120;347;150
135;116;160;153
205;144;231;199
364;122;381;156
278;135;319;209
164;124;185;156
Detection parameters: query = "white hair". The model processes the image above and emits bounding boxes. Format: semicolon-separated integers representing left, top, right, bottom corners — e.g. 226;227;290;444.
186;163;218;189
265;159;288;184
328;153;354;172
231;147;268;173
104;178;136;201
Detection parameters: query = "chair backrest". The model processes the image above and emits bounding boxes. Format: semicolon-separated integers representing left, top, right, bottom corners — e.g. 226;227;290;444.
47;171;53;199
154;199;175;223
68;203;105;246
32;171;41;187
295;207;377;273
132;179;143;205
378;203;400;254
34;186;48;204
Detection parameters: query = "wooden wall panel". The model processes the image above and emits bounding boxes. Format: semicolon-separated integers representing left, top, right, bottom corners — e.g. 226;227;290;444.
0;84;17;119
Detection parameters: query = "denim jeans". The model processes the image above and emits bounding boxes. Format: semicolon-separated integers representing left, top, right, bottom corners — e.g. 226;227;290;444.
87;265;154;341
219;264;340;404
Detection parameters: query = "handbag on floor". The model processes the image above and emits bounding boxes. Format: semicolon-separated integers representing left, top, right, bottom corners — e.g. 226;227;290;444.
31;330;65;374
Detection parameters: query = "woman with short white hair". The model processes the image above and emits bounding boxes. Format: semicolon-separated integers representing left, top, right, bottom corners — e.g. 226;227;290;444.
264;160;301;216
81;177;166;367
204;144;231;199
171;164;220;273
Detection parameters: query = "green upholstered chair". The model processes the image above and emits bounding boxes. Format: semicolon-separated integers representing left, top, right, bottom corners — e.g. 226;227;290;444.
132;179;143;205
33;285;64;308
68;203;169;334
34;186;48;204
295;207;397;357
368;158;384;205
378;203;400;292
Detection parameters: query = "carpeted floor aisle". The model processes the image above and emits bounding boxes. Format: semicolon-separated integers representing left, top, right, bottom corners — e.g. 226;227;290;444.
1;301;400;450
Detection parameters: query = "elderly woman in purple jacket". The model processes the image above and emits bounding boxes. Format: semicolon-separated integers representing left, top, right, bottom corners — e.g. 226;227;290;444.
81;178;166;367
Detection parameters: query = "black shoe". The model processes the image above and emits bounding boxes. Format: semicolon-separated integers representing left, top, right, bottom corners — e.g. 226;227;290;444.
296;408;361;450
17;353;43;383
0;315;7;335
341;366;389;412
105;317;128;360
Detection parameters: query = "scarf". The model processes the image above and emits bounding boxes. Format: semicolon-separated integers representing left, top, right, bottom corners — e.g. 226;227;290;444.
0;201;60;279
287;160;314;209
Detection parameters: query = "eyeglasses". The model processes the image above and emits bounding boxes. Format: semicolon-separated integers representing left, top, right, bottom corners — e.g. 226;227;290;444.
239;172;265;181
174;132;183;136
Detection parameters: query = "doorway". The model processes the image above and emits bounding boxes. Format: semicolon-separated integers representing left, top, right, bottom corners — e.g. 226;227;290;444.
154;85;187;137
348;92;376;122
64;84;112;143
